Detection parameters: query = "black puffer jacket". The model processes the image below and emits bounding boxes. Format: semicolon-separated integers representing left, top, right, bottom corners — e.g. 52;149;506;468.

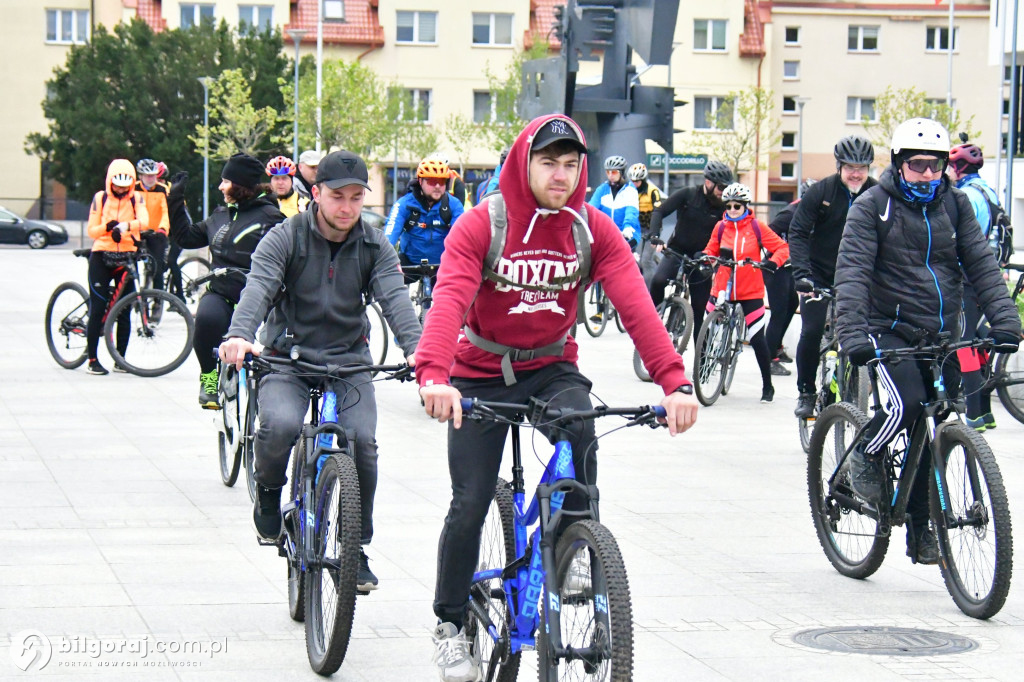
788;173;877;286
835;165;1019;351
167;190;286;302
650;184;724;257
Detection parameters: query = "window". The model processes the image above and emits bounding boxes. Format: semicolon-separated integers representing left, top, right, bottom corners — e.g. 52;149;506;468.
847;97;876;122
323;0;344;21
926;26;959;52
238;5;273;34
784;26;800;45
1003;99;1011;116
395;88;432;123
848;25;879;51
783;61;800;80
1005;65;1013;83
473;13;513;46
396;11;437;44
46;9;89;44
780;162;796;179
782;96;797;113
781;132;796;150
473;91;495;123
181;4;215;29
694;19;727;51
693;96;733;130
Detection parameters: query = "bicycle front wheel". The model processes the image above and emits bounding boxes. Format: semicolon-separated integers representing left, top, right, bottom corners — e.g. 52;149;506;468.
178;256;210;312
243;395;259;503
931;423;1012;619
582;285;608;337
807;402;889;578
540;520;633;681
45;281;89;369
466;478;521;682
666;296;694;355
105;289;194;377
366;302;389;370
612;299;626;333
694;309;729;406
217;364;243;487
993;350;1024;424
305;453;361;675
287;437;306;622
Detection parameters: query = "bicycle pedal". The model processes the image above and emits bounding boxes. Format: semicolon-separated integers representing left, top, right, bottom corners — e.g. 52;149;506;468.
256;536;279;547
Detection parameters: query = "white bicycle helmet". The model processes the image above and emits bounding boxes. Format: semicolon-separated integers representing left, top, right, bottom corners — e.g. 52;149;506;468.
604;155;627;171
136;158;159;175
890;118;950;160
721;183;752;204
627;163;648;181
110;172;135;188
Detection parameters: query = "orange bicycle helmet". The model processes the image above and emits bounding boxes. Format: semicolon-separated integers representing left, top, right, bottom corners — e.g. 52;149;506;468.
416;158;450;180
265;155;296;176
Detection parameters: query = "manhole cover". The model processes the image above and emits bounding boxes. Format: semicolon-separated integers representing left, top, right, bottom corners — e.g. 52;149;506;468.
792;627;979;656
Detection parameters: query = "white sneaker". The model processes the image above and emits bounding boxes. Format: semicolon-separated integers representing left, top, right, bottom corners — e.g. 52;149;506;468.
431;622;480;682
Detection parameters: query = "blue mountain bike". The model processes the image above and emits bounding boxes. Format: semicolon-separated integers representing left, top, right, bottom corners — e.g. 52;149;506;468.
461;397;667;681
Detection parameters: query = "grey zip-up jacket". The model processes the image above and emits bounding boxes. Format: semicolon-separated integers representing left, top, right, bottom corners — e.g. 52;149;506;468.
226;206;421;365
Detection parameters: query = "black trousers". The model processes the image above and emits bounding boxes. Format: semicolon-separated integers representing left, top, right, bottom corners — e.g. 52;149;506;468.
86;252;135;360
166;242;184;299
795;295;829;395
193;292;233;373
765;266;798;357
433;363;596;627
140;231;168;291
650;253;713;334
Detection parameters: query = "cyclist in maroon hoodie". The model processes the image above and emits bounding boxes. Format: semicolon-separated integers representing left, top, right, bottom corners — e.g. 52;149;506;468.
414;113;699;680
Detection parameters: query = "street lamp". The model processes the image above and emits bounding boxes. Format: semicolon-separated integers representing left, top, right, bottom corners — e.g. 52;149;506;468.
795;97;811;199
197;76;213;219
286;29;309;163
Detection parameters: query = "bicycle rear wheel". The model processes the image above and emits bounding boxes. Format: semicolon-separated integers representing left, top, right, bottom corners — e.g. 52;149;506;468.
466;478;521;682
582;285;608;337
539;520;633;681
45;282;89;369
217;363;243;487
366;302;389;370
993;351;1024;424
178;256;210;313
931;423;1012;619
694;309;729;406
105;289;194;377
807;403;889;578
305;453;361;675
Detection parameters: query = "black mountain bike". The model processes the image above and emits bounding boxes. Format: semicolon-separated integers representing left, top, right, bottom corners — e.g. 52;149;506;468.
807;335;1013;619
977;261;1024;423
401;260;439;325
633;248;694;382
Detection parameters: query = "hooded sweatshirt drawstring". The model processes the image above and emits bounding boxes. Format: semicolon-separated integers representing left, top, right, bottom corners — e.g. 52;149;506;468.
522;205;594;244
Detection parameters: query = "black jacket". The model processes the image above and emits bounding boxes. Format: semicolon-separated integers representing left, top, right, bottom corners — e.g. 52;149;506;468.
167;191;286;302
788;173;877;285
835;165;1019;351
650;184;724;257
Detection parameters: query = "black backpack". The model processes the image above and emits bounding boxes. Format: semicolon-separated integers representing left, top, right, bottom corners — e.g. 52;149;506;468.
967;180;1015;266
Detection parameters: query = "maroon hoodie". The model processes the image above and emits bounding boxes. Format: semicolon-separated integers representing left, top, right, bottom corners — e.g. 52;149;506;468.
415;114;690;394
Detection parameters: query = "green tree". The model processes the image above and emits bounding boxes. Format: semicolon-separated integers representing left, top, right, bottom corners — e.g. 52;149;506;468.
191;68;290;160
861;85;981;157
480;40;551;154
686;87;781;180
442;113;480;175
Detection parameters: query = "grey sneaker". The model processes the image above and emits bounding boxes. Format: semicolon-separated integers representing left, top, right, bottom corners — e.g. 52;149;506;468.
431;622;480;682
849;446;884;506
357;549;378;592
794;392;815;418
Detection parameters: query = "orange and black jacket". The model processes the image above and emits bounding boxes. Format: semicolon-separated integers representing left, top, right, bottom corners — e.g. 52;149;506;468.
87;160;149;252
135;179;171;234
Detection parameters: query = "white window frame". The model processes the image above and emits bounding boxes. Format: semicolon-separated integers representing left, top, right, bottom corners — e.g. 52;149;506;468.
780;162;796;180
784;26;801;45
396;88;432;124
783;61;800;81
847;97;877;123
781;132;796;150
925;26;959;53
396;11;437;45
323;0;345;22
848;25;879;52
473;91;496;124
46;9;90;44
181;4;215;29
238;5;273;34
693;19;727;52
782;96;797;114
472;13;513;46
693;96;734;131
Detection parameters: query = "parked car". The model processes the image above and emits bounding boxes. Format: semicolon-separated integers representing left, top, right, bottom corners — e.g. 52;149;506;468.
0;206;68;249
361;208;386;231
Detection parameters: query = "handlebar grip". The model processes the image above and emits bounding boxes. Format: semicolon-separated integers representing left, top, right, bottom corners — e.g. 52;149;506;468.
652;406;667;418
459;398;475;411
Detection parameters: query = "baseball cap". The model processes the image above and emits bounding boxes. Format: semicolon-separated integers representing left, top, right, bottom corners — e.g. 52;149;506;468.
299;150;323;166
315;150;371;190
531;117;587;154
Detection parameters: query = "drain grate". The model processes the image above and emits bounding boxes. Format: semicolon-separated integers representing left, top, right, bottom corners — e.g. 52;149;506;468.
792;626;979;656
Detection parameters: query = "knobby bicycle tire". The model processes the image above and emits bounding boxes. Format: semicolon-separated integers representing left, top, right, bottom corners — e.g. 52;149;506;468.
993;351;1024;424
305;453;361;675
538;520;633;682
104;289;194;377
807;402;889;579
694;309;729;406
668;296;694;355
288;437;307;623
45;281;89;369
930;423;1013;619
467;478;521;682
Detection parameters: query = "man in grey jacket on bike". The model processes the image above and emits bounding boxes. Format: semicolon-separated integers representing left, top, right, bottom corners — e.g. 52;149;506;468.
219;150;422;591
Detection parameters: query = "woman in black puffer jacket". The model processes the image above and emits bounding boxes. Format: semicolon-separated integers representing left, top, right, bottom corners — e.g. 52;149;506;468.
167;153;286;408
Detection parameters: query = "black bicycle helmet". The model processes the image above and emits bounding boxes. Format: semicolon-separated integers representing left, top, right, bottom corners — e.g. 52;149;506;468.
833;136;875;166
703;160;733;186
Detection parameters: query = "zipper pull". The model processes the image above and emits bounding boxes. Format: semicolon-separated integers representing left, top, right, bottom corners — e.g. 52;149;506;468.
328;263;334;282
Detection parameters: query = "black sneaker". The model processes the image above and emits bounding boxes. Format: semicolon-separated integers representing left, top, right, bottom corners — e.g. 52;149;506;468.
252;484;282;542
776;349;794;363
770;360;791;376
87;360;109;376
760;386;775;403
357;549;379;592
112;362;129;374
849;446;884;506
794;392;815;418
908;526;939;565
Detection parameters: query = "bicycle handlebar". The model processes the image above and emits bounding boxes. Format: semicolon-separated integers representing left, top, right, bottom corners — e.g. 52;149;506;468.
459;397;667;429
701;254;769;270
191;266;249;289
245;352;414;382
871;337;1000;363
401;263;440;277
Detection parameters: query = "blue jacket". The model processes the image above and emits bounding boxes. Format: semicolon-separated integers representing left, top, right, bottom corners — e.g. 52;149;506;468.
956;174;996;236
385;187;464;264
588;182;640;242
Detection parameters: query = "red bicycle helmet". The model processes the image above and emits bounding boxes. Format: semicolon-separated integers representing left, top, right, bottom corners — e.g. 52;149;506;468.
265;155;296;176
949;142;984;172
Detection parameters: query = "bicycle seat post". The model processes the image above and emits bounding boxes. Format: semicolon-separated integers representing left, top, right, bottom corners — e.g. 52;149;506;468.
509;422;526;496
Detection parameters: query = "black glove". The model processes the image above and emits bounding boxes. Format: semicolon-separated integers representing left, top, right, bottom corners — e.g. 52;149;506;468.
628;237;638;250
795;278;815;294
110;227;122;244
988;330;1021;353
759;258;778;273
106;219;119;232
649;237;664;246
168;171;189;199
846;343;878;367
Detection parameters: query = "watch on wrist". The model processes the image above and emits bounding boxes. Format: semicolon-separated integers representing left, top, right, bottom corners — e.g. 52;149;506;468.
673;384;694;395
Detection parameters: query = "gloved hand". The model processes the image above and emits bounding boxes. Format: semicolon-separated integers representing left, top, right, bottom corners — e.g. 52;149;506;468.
168;171;189;199
627;237;638;250
846;343;878;366
759;258;778;273
649;237;664;247
110;226;122;244
795;278;815;294
988;330;1021;353
106;220;119;232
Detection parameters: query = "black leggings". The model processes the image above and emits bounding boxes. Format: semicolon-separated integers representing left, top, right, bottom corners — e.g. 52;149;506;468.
86;252;135;360
193;292;234;373
166;242;184;299
795;295;829;394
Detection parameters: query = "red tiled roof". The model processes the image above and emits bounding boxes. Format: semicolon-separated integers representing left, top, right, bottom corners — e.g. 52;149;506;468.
525;0;565;52
135;0;167;32
739;0;765;58
285;0;384;47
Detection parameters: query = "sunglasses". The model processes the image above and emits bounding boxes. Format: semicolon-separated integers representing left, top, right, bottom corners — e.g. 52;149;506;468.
725;202;745;211
904;158;946;174
421;177;447;186
715;183;729;191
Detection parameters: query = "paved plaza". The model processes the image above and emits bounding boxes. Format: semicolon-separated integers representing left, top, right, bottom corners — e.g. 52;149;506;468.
1;244;1023;680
